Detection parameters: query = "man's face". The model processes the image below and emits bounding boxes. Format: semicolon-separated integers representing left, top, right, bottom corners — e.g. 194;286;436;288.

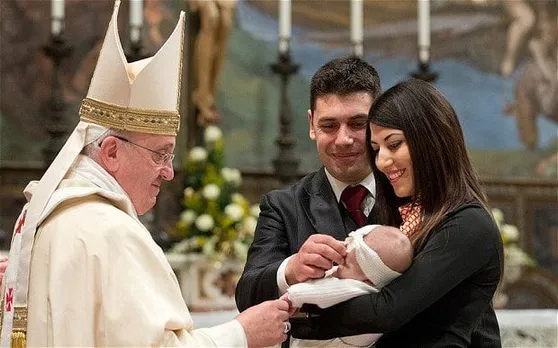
308;92;373;184
112;133;176;215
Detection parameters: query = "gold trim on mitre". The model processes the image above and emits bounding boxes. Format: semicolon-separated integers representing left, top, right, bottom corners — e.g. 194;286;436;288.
80;0;185;137
80;97;180;136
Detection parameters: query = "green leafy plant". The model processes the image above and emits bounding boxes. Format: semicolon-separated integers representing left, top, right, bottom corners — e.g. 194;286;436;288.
170;126;259;261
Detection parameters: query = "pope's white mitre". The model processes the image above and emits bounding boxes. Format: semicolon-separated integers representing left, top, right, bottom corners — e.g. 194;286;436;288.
0;2;185;346
80;0;184;135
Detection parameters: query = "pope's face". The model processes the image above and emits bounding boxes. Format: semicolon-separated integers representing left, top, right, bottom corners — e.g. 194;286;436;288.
113;133;175;215
308;92;373;184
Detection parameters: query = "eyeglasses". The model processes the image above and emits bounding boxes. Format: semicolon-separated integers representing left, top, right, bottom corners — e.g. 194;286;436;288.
114;136;175;166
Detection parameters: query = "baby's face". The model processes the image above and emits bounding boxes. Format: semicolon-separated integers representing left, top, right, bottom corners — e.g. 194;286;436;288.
336;250;371;284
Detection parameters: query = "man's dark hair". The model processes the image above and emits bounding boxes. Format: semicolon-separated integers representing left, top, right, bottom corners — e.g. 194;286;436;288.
309;56;381;111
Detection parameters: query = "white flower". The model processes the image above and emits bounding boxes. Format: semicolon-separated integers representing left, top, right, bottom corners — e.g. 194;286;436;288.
189;147;207;162
231;193;245;204
505;245;525;264
169;239;190;253
204;125;223;143
183;187;195;199
233;241;249;261
242;216;258;235
195;214;215;231
250;204;260;217
225;203;244;221
180;210;197;226
491;208;504;227
503;245;528;283
202;184;220;200
221;167;233;181
202;236;218;256
231;169;242;186
221;167;242;186
501;224;519;243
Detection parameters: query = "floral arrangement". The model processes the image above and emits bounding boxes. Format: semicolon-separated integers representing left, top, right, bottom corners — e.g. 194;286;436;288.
492;208;536;284
170;125;259;261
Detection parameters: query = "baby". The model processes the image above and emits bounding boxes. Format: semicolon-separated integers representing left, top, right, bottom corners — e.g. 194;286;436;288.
288;224;414;348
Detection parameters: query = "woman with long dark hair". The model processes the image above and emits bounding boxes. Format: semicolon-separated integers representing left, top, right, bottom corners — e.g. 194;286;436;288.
300;79;503;347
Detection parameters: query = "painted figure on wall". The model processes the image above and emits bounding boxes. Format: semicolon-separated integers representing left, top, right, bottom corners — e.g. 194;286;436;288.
500;0;537;77
188;0;237;126
144;0;174;46
504;1;557;150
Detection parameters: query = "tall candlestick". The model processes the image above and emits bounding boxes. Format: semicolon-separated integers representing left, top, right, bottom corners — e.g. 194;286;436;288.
51;0;65;36
418;0;431;64
129;0;144;44
411;0;437;82
278;0;291;54
351;0;363;57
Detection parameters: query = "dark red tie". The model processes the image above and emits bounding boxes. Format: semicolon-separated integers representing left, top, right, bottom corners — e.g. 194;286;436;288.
341;185;368;227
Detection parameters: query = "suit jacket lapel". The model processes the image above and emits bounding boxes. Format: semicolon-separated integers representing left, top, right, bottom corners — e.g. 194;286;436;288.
366;207;378;225
300;168;348;241
365;198;381;225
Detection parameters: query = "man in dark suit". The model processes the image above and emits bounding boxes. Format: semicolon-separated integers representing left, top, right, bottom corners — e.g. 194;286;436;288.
236;57;502;348
235;55;381;314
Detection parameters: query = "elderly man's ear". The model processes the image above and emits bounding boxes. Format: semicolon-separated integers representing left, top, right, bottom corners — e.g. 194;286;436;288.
99;137;121;172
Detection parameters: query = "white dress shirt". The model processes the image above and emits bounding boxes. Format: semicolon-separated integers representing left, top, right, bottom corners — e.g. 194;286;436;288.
276;170;376;294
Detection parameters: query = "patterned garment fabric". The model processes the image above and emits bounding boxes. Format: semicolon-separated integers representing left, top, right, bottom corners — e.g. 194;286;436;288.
399;201;422;236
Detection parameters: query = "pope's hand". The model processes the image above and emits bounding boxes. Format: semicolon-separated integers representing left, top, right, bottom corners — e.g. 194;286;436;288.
236;297;291;347
285;234;346;285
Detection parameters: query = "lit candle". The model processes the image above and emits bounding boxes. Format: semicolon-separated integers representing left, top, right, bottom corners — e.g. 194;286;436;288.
278;0;291;54
418;0;431;64
351;0;363;57
51;0;65;36
129;0;144;44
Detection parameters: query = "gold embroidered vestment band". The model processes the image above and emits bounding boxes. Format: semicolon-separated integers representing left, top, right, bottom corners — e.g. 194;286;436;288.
79;98;180;136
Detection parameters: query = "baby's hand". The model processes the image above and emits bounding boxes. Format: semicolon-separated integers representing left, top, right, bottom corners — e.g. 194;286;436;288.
329;266;340;278
280;293;297;315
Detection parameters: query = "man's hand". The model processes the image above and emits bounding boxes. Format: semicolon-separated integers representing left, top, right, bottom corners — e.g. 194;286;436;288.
285;234;346;285
236;297;291;348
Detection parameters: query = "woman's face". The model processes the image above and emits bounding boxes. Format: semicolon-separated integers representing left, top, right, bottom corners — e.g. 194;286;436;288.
369;123;414;198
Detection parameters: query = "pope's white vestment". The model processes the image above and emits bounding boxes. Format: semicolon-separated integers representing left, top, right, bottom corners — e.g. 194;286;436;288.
24;156;246;347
